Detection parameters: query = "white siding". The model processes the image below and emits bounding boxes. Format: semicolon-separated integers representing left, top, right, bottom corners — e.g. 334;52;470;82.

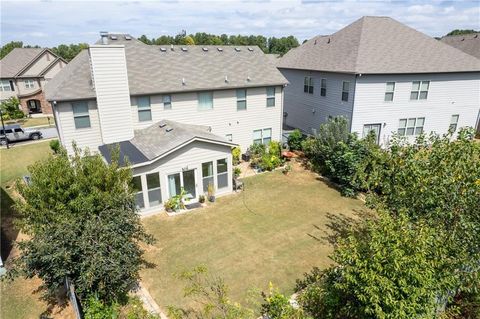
132;141;233;214
130;86;283;152
56;100;103;155
280;68;356;134
352;73;480;145
89;45;134;143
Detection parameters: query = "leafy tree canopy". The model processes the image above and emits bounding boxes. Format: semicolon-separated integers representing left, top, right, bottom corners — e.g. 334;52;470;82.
445;29;479;36
1;97;25;120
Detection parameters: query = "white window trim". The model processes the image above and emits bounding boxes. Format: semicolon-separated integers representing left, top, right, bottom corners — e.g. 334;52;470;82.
266;87;275;107
320;78;327;97
198;91;214;111
24;79;35;89
410;80;430;101
341;81;350;102
304;76;314;94
449;114;459;132
384;82;395;102
163;94;172;110
398;117;425;136
0;80;12;92
236;89;247;111
137;96;152;122
253;128;272;145
72;102;91;129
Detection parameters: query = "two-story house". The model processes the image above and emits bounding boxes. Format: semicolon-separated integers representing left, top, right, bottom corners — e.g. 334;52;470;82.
277;16;480;145
0;48;67;114
44;33;287;214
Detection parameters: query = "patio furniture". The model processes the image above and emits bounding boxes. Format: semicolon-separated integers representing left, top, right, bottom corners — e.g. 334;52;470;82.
242;151;251;162
233;177;244;191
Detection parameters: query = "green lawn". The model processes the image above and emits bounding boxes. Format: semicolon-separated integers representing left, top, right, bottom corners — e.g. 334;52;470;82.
141;163;366;311
5;116;55;128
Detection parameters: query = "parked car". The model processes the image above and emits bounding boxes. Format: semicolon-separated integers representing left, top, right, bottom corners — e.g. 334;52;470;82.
0;124;42;145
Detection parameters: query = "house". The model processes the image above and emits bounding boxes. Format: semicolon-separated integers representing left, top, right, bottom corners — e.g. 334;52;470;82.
440;33;480;59
44;33;287;214
277;16;480;145
0;48;67;114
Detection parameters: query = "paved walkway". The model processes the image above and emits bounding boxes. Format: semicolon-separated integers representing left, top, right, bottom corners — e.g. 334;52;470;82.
135;283;169;319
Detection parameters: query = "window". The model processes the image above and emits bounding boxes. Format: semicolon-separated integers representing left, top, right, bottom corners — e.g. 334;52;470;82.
163;95;172;110
146;173;161;207
131;176;144;209
304;77;314;94
237;89;247;110
24;79;35;89
225;134;233;141
320;79;327;97
342;81;350;101
398;117;425;136
0;80;12;92
14;128;23;133
253;128;272;145
202;161;214;193
410;81;430;100
362;124;381;144
384;82;395;101
137;96;152;122
217;158;228;189
449;115;459;132
198;92;213;110
266;87;275;107
72;102;91;129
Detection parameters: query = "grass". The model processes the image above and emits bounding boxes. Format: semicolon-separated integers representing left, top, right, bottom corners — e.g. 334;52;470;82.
141;163;366;312
5;116;55;128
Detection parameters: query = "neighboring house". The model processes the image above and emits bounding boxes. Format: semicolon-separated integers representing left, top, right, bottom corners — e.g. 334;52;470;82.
0;48;67;114
440;33;480;59
277;16;480;145
44;33;287;214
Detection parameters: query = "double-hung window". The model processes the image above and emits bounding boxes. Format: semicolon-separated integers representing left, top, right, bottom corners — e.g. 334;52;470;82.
0;80;12;92
131;176;145;209
384;82;395;101
253;128;272;145
225;134;233;141
449;115;459;132
137;96;152;122
146;173;161;207
24;79;35;89
410;81;429;100
237;89;247;110
202;161;214;193
320;79;327;97
342;81;350;101
304;77;314;94
198;92;213;110
398;117;425;136
163;95;172;110
217;158;228;189
266;87;275;107
72;102;91;129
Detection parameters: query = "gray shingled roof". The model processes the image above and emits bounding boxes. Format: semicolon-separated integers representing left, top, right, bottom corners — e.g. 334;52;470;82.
440;33;480;59
277;16;480;74
44;34;288;101
99;119;235;166
0;48;44;78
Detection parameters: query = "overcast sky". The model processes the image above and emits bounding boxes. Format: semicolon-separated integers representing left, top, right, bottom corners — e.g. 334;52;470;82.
1;0;479;47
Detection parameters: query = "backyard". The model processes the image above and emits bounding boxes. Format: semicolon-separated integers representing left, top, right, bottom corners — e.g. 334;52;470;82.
141;162;366;311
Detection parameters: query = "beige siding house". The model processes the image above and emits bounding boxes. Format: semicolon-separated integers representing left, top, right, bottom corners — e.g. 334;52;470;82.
0;48;67;114
45;33;287;214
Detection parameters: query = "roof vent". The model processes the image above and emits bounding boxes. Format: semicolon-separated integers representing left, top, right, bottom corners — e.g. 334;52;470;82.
248;47;253;52
182;78;186;85
159;121;167;128
125;35;132;40
217;47;223;52
474;34;478;38
160;47;167;52
314;39;317;45
235;47;241;52
100;31;108;45
181;47;188;52
202;47;208;52
110;35;118;40
165;126;173;132
461;38;465;41
327;38;331;44
224;75;228;83
247;76;251;82
170;44;174;51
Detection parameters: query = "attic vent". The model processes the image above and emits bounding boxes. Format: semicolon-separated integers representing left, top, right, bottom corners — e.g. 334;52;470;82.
182;78;186;85
125;35;132;40
475;34;478;38
160;47;167;52
217;47;223;52
461;38;465;41
327;38;331;44
235;47;241;52
314;39;317;45
170;44;174;51
159;121;167;128
181;47;188;52
165;126;173;132
224;75;228;83
202;47;208;52
110;35;118;40
246;76;251;82
248;47;253;52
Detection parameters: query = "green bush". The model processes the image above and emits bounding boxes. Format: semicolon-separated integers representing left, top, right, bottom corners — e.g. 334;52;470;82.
261;283;309;319
1;97;24;120
49;139;61;154
84;294;120;319
232;147;241;165
287;129;304;150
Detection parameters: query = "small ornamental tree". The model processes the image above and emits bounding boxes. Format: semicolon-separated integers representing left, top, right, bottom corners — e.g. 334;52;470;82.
10;145;154;302
1;97;24;120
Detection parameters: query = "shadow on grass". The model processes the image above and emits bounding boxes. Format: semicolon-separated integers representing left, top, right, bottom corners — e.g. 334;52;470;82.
1;187;20;262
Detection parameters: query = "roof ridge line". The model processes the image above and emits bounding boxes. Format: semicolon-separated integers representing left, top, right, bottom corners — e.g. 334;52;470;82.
353;17;367;73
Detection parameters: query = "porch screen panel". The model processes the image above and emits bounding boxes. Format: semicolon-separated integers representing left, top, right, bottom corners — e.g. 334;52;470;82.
217;158;228;189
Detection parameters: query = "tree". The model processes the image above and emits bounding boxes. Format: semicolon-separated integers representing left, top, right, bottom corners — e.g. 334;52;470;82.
51;43;88;61
0;41;24;59
10;145;154;302
1;97;24;120
445;29;479;36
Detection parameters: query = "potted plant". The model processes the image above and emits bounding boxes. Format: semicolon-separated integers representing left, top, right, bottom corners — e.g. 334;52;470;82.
199;194;206;203
233;167;241;178
207;183;215;202
164;197;177;212
164;188;188;212
282;163;292;175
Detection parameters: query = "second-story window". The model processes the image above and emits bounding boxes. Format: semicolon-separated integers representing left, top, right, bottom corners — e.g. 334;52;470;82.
320;79;327;97
72;102;91;129
24;79;35;89
410;81;429;100
342;81;350;101
163;95;172;110
384;82;395;101
198;92;213;110
137;96;152;122
0;80;12;92
237;89;247;111
266;87;275;107
304;77;314;94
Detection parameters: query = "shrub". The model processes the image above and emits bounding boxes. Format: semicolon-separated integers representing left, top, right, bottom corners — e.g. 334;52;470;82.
232;147;241;165
1;97;24;120
49;139;61;154
233;167;241;177
261;283;308;319
287;129;304;150
268;140;282;157
84;294;120;319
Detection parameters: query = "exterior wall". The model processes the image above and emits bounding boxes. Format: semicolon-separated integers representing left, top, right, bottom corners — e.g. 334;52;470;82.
89;45;134;143
351;72;480;145
55;100;103;154
279;68;356;134
43;60;65;80
130;86;283;152
18;90;52;114
15;78;41;96
22;51;56;77
132;141;233;215
0;79;17;100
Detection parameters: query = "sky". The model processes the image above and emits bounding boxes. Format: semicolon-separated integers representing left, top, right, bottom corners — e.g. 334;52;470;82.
1;0;479;47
